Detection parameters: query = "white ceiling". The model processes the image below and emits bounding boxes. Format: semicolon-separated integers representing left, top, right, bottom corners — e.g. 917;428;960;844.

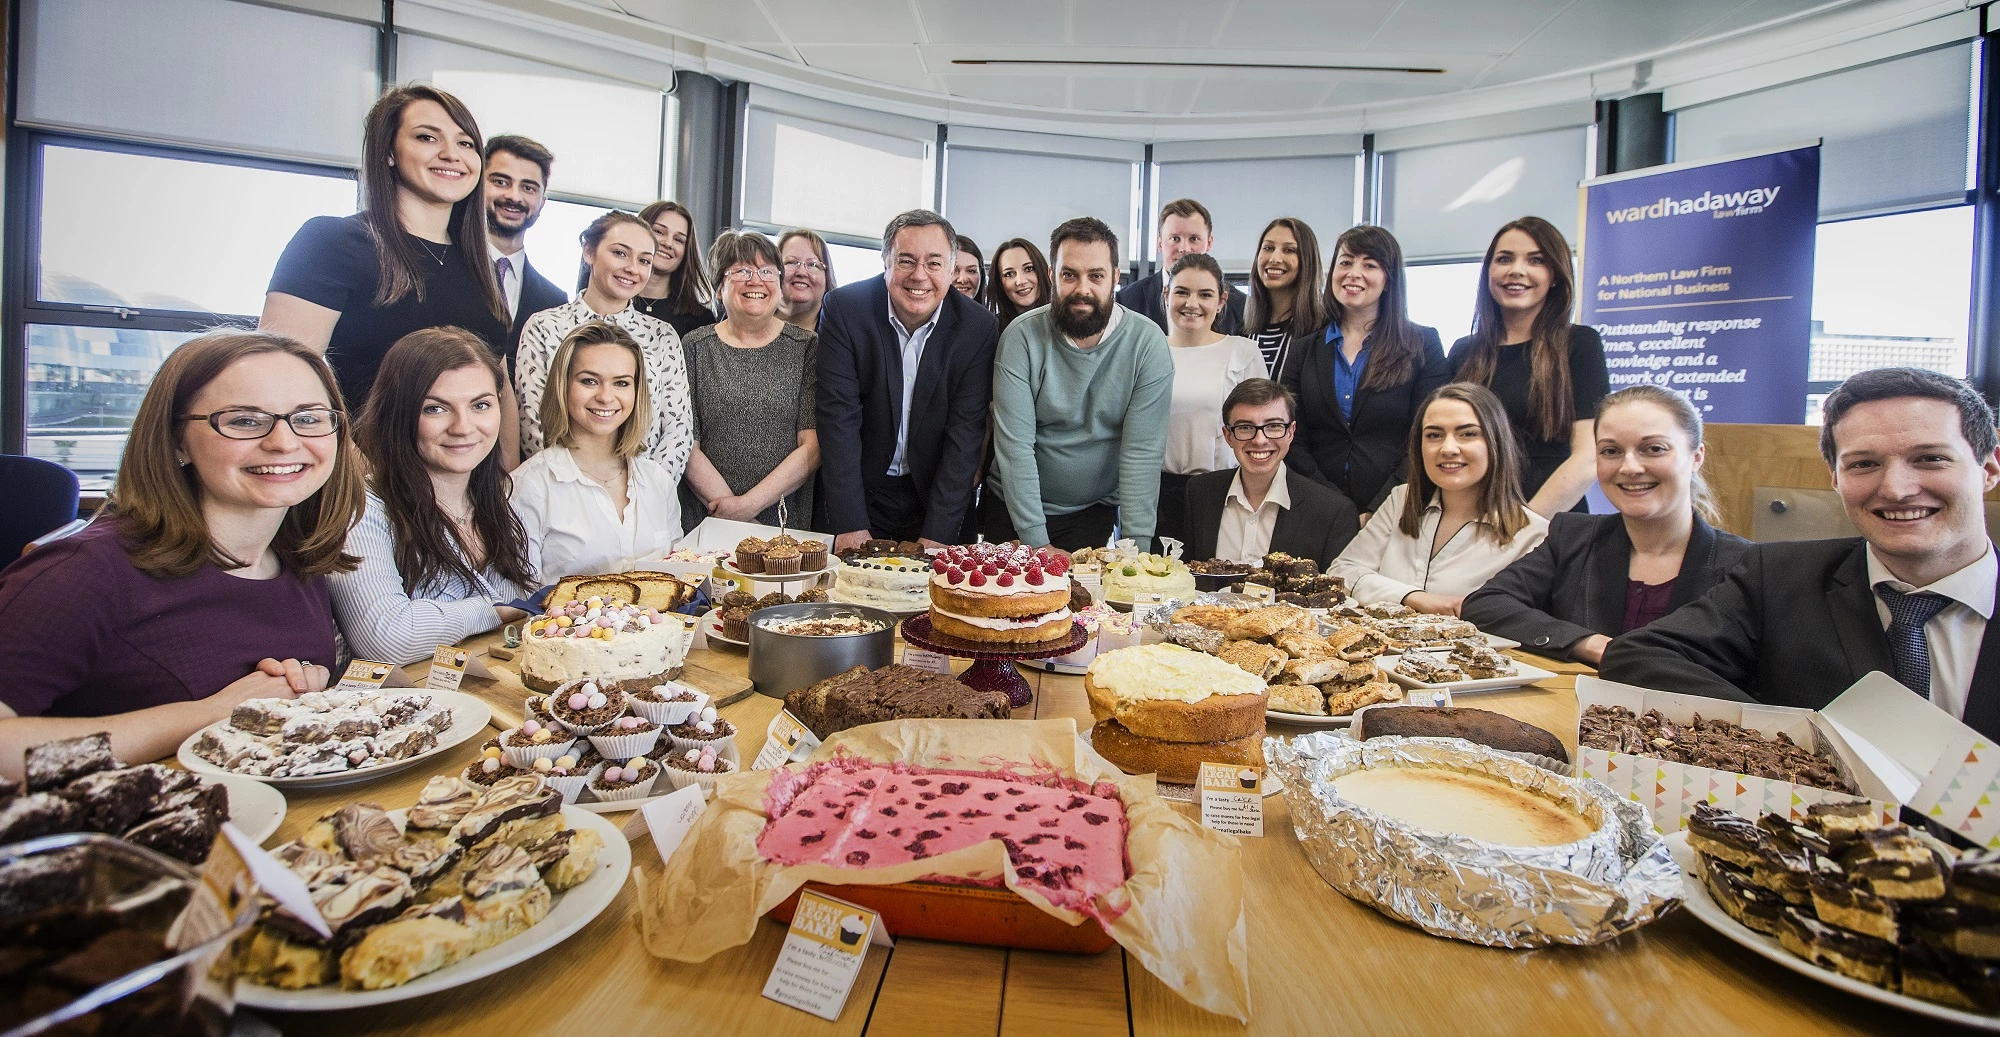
584;0;1841;116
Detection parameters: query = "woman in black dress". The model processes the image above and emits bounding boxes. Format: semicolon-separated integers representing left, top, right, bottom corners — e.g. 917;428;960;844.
1447;216;1608;514
1282;225;1448;518
262;85;508;415
632;200;719;339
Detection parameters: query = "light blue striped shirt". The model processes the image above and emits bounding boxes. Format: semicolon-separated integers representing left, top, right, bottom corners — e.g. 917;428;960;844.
329;493;527;666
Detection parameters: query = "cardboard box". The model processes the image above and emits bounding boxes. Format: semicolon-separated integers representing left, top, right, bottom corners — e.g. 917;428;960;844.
1819;672;2000;850
1573;675;1900;832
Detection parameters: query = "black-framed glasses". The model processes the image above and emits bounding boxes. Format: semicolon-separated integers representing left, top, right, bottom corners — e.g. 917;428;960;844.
1225;420;1295;441
180;407;341;440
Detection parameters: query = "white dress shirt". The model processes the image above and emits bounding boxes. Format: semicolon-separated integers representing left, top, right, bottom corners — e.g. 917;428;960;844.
1331;484;1550;605
509;445;681;584
1216;464;1291;564
329;493;528;665
489;240;525;319
515;298;693;484
886;294;942;477
1867;542;1995;720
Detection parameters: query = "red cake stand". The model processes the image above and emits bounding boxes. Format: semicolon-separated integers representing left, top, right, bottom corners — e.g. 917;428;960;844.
899;615;1088;708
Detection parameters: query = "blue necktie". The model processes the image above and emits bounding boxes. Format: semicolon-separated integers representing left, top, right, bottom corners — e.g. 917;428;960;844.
1875;583;1953;698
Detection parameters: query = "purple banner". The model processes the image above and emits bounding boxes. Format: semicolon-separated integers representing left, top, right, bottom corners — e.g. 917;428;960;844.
1580;145;1820;423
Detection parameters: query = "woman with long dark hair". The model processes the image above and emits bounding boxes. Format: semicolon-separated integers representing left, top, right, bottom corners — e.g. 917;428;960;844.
1448;216;1609;515
1465;385;1750;664
987;238;1051;335
263;85;508;413
0;332;364;773
632;200;718;338
1331;382;1549;615
1283;225;1449;516
332;327;535;665
1244;217;1327;377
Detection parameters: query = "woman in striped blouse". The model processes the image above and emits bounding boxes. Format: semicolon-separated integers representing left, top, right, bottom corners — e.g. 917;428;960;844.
330;327;535;665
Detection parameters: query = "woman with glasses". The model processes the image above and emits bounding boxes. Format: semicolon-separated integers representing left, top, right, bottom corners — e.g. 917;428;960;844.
632;200;720;339
1331;383;1549;615
1182;379;1359;568
514;212;692;494
777;228;838;335
1158;254;1266;548
510;322;681;581
682;232;820;528
0;332;365;775
331;327;535;666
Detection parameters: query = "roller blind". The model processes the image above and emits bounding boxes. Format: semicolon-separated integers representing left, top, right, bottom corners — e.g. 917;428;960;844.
397;34;668;205
1672;43;1975;219
944;146;1138;263
19;0;378;165
1379;125;1590;261
1154;155;1359;270
743;107;934;241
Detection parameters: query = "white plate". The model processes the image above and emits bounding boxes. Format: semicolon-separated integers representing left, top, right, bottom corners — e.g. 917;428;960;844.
238;805;630;1011
719;558;833;582
1264;708;1352;729
210;773;288;845
177;691;493;790
1374;654;1557;694
1265;687;1453;729
1373;631;1521;654
700;607;747;647
1667;831;1999;1030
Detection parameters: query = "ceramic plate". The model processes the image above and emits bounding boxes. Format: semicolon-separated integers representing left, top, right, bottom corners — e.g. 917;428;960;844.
238;806;630;1011
1266;687;1453;729
1667;831;1998;1030
700;607;748;648
209;773;288;845
719;558;833;582
1373;631;1522;654
1374;654;1557;694
177;691;492;790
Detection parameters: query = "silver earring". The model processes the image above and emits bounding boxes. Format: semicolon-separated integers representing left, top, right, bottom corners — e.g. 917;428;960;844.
177;456;190;467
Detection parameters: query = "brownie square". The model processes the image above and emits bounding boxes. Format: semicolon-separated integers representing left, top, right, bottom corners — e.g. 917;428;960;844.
0;846;91;925
145;782;230;829
24;734;116;793
122;806;221;865
59;766;165;835
0;794;83;845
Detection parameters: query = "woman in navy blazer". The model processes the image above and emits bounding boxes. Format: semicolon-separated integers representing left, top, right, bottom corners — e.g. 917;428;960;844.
1463;385;1752;664
1280;226;1449;516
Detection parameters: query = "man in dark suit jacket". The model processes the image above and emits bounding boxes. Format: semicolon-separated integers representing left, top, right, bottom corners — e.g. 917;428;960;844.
1116;197;1248;336
818;211;999;549
1182;378;1359;568
482;136;569;371
1603;367;2000;738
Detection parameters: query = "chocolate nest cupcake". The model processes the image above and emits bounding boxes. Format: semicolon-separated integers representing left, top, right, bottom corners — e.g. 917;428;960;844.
798;539;828;570
735;537;769;573
548;682;628;734
718;605;754;642
589;756;660;801
464;743;524;786
764;543;802;575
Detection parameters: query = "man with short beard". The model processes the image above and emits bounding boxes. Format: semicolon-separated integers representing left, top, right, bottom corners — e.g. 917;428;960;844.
483;135;566;370
982;217;1174;551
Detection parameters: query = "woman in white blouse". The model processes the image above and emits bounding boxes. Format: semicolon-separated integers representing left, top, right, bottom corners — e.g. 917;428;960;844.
515;211;692;485
1332;382;1548;615
510;322;680;582
332;327;533;665
1158;253;1266;547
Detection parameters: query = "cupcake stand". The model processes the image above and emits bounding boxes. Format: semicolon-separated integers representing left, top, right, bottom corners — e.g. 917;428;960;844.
897;615;1088;708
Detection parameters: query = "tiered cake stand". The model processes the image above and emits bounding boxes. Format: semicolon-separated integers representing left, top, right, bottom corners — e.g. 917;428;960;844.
899;615;1088;708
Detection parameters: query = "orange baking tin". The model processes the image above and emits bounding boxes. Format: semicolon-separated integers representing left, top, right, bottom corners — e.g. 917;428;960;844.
768;880;1116;953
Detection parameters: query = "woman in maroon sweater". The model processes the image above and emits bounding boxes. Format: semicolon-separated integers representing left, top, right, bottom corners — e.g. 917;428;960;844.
0;332;365;778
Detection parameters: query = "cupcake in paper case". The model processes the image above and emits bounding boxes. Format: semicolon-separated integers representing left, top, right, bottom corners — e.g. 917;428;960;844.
668;706;738;755
628;681;708;726
661;744;737;798
547;679;628;735
464;743;525;787
588;756;661;802
527;750;592;804
524;695;563;730
499;720;575;768
588;714;662;759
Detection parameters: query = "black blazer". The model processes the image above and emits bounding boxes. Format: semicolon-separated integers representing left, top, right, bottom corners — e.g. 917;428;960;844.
815;276;999;542
1463;512;1752;659
505;257;569;369
1180;468;1360;569
1601;538;2000;739
1117;271;1248;337
1280;326;1449;513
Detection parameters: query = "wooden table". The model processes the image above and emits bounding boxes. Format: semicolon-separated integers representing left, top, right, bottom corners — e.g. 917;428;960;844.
265;636;1929;1037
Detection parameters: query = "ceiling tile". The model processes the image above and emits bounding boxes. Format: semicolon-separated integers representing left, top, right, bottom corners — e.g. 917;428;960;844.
613;0;786;43
1068;75;1148;113
1518;0;1746;54
1132;76;1203;115
756;0;923;46
1189;76;1337;114
795;45;940;91
1469;50;1599;87
915;0;1074;46
1322;79;1460;105
1366;0;1573;53
1213;1;1400;48
939;73;1073;108
1070;0;1228;47
1697;0;1841;38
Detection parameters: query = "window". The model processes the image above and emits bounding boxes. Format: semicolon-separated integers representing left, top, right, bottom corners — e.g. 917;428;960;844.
944;144;1139;263
521;199;613;300
24;138;357;483
826;242;884;291
1804;205;1973;421
1379;125;1592;261
743;107;934;240
1153;155;1359;270
1405;261;1483;352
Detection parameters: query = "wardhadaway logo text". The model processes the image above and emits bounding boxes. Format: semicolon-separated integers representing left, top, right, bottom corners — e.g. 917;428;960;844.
1604;185;1781;223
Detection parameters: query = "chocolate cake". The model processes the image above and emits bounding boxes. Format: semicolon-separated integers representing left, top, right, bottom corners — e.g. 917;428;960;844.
784;664;1011;739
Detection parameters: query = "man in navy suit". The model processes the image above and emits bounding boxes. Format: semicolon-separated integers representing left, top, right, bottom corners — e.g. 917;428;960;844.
1604;367;2000;736
483;135;568;370
817;210;999;550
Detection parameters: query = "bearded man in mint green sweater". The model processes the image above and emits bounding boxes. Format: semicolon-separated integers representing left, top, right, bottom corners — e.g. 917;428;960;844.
979;217;1174;551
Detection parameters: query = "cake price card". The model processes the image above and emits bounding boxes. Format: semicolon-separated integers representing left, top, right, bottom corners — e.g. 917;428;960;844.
422;645;493;691
762;889;891;1021
754;709;822;770
1198;762;1264;837
337;660;399;689
900;646;952;674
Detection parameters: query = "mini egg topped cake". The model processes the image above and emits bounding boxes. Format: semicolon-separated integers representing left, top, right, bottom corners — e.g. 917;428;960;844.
520;595;684;692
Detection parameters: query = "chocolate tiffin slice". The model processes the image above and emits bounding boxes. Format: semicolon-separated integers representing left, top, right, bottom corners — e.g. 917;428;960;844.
448;775;560;848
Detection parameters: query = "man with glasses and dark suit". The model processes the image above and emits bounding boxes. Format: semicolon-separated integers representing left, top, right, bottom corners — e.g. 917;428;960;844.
1182;378;1359;568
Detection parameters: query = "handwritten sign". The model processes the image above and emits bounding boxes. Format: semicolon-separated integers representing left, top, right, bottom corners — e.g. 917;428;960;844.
762;889;890;1020
1198;761;1264;837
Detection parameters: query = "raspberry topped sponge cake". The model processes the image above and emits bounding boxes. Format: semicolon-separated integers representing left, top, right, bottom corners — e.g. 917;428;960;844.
928;543;1075;644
